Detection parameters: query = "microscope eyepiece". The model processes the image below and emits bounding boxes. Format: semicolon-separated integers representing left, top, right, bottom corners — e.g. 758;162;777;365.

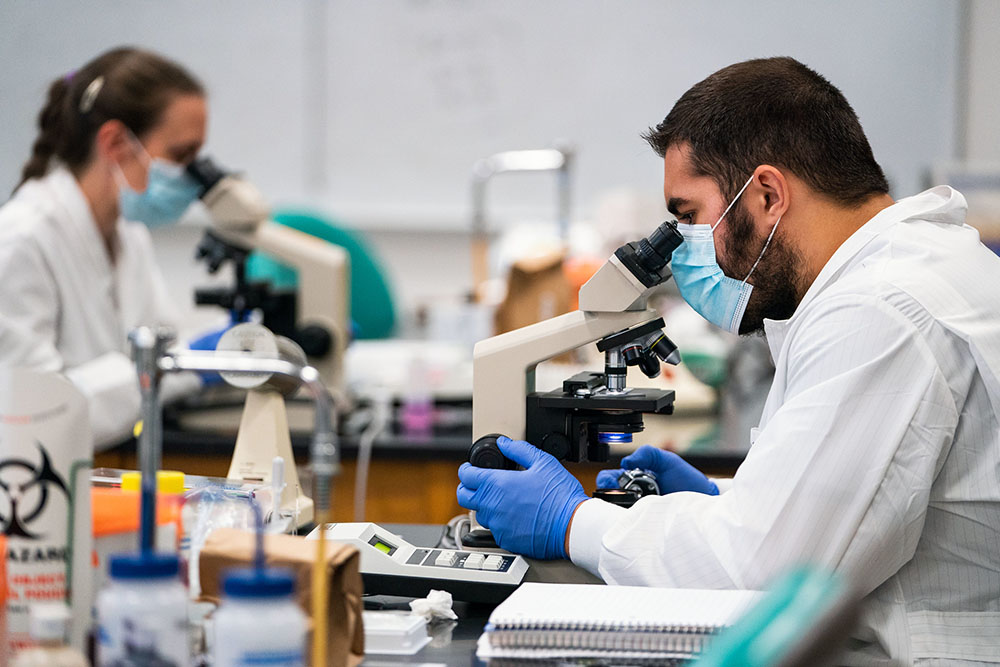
637;222;683;274
186;156;229;196
614;220;684;288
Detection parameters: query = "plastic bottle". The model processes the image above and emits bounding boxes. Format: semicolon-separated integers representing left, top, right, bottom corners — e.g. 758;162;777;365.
400;356;434;437
0;371;93;654
10;604;87;667
96;553;189;667
211;568;307;667
1;535;8;665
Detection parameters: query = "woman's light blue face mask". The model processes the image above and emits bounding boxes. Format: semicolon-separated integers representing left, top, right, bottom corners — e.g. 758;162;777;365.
115;132;201;228
670;174;782;334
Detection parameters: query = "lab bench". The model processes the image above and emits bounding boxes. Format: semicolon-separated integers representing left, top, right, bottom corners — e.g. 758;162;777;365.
94;397;745;526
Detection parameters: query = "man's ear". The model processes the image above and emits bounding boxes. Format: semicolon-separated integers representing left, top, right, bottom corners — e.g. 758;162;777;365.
752;165;790;227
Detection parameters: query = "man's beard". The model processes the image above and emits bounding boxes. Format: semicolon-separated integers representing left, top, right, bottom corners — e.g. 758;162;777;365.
718;201;802;336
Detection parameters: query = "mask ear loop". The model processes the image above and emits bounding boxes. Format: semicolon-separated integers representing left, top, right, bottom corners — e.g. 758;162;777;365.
112;127;152;197
123;128;152;169
742;216;782;283
711;174;755;232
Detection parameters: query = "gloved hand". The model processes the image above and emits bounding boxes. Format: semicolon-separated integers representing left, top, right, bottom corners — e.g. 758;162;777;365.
188;326;226;387
188;327;227;352
187;313;246;386
457;436;589;560
596;445;718;496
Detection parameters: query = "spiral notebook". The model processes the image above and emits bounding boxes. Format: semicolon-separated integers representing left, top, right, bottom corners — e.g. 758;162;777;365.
477;582;761;663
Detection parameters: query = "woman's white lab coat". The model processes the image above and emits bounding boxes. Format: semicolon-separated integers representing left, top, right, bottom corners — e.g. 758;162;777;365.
0;166;199;450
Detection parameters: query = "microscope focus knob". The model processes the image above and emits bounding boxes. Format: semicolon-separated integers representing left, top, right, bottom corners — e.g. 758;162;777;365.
469;434;516;470
540;432;571;461
295;324;333;358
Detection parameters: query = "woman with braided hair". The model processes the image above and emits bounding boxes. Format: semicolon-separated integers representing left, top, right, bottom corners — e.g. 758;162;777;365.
0;46;209;450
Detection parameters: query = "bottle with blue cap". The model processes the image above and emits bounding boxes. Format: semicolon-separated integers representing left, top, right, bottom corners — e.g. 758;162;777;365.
95;552;189;666
211;568;306;667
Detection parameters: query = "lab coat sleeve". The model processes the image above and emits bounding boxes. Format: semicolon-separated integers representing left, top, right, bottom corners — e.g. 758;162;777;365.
569;293;958;595
64;352;142;449
65;356;200;451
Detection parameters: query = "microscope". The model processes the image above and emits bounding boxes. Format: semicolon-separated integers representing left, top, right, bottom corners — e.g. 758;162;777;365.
469;220;684;468
185;157;350;395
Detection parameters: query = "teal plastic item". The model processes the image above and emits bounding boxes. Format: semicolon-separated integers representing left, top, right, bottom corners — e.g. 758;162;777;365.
691;567;855;667
246;210;396;339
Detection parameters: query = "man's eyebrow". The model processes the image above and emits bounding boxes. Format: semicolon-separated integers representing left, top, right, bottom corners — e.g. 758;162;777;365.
667;197;690;216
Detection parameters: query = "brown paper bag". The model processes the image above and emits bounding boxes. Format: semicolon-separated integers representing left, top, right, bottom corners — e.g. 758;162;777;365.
494;248;573;334
198;528;364;667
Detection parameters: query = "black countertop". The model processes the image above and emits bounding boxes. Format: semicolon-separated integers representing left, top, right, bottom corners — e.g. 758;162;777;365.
159;397;746;475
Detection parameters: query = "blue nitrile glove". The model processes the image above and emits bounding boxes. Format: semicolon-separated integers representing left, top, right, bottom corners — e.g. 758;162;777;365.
188;327;227;387
596;445;719;495
457;436;589;560
188;311;253;386
188;309;251;352
188;327;226;352
187;313;244;386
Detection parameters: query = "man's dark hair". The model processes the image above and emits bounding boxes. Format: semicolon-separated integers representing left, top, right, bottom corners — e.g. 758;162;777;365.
644;57;889;206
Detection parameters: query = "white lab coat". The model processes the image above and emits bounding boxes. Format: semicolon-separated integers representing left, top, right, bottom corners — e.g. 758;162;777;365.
569;187;1000;665
0;166;200;451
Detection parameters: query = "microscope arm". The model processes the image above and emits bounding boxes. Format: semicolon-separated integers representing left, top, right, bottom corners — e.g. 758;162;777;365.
211;222;350;392
472;308;662;442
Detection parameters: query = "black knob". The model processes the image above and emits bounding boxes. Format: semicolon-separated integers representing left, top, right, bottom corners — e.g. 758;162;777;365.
468;434;515;469
294;325;333;358
540;432;571;461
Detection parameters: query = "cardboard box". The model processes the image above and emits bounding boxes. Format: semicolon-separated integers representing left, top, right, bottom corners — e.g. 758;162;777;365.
198;528;364;667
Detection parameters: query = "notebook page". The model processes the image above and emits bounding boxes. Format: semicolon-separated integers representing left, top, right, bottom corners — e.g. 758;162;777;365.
488;583;761;632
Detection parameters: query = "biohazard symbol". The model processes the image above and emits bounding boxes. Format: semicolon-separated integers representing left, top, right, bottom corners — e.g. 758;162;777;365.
0;444;69;539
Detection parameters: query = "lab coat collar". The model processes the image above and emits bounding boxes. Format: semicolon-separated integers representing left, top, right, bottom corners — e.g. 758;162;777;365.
46;165;120;268
763;186;967;356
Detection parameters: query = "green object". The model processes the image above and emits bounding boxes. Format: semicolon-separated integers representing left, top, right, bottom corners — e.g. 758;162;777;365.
683;350;728;388
246;210;397;339
691;567;854;667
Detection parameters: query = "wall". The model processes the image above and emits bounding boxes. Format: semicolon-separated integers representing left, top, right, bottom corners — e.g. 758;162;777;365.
0;1;972;325
963;0;1000;162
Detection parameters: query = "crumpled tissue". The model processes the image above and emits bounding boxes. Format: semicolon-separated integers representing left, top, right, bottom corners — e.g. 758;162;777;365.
409;589;458;621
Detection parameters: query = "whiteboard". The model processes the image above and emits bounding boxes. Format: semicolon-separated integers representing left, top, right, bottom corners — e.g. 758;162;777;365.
0;0;960;230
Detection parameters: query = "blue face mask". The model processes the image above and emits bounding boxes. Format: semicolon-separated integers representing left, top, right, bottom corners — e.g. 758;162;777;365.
116;136;201;228
670;175;782;334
